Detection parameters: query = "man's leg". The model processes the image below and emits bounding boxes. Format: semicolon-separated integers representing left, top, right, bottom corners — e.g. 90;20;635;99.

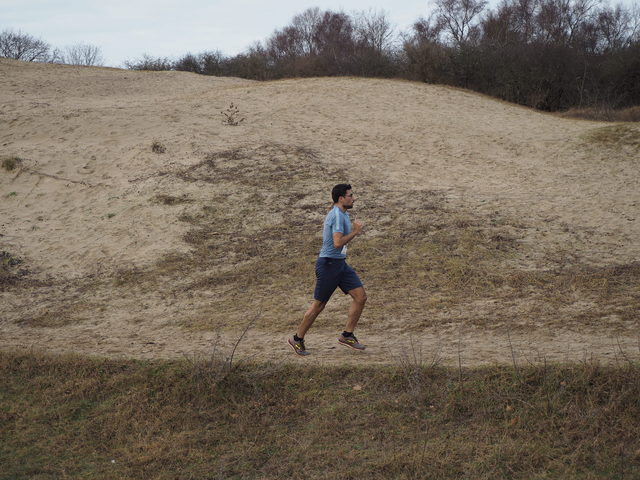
345;286;367;333
297;300;326;338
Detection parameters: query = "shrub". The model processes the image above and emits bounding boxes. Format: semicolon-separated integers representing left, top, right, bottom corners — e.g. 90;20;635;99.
151;141;166;154
124;54;173;71
221;103;245;126
1;156;23;171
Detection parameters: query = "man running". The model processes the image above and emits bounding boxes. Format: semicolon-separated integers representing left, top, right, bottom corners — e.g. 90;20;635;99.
288;184;367;356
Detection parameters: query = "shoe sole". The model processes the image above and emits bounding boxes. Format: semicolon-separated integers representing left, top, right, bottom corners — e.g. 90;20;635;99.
288;338;310;356
338;339;366;351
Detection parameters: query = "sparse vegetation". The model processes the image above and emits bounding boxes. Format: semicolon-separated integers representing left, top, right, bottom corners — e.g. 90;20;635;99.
220;102;245;126
584;125;640;149
562;106;640;122
1;156;23;171
151;140;166;154
0;251;26;291
153;193;193;205
1;350;639;479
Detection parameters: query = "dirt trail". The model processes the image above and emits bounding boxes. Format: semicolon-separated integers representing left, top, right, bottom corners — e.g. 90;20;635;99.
2;322;638;367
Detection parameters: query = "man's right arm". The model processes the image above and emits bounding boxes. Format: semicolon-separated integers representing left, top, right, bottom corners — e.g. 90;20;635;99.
332;220;363;248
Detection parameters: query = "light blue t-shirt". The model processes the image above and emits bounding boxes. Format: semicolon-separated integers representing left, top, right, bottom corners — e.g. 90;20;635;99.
319;205;351;259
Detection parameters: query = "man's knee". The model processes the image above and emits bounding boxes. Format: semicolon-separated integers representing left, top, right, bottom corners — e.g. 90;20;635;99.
312;301;326;313
350;288;367;305
359;292;368;305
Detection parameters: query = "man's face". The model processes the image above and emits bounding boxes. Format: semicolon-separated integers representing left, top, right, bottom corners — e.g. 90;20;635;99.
342;190;355;209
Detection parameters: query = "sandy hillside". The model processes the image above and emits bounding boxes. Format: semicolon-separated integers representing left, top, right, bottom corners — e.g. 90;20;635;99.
1;58;639;366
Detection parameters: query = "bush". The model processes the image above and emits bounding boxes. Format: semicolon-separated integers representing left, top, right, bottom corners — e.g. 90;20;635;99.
124;54;173;71
1;156;23;171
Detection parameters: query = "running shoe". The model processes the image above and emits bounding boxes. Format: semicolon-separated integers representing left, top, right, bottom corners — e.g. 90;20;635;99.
338;334;366;351
288;336;310;356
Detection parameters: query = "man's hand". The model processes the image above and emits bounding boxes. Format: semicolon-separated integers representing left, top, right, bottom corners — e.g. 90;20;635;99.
333;220;364;249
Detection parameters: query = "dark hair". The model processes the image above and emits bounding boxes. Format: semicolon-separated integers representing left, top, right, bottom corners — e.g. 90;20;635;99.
331;184;352;203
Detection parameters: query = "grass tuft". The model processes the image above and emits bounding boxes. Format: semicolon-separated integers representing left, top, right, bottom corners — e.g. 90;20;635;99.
1;156;23;171
151;141;166;154
0;251;28;291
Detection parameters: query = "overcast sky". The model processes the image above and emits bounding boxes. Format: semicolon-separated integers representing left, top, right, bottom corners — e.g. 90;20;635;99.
3;0;433;67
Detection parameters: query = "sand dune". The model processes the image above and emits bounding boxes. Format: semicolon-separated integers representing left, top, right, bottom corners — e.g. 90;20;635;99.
1;58;639;365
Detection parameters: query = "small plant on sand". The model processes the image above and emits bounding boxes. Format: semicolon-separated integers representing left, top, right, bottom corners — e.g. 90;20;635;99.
151;141;166;154
221;102;245;126
1;156;23;172
1;251;26;289
0;251;22;269
187;311;259;387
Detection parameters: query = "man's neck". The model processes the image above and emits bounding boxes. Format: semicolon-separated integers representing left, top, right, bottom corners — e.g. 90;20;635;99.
335;203;347;212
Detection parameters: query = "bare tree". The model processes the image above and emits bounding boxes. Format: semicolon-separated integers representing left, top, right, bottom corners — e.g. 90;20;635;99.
291;7;323;55
536;0;599;45
63;42;104;66
596;4;632;51
435;0;488;46
631;2;640;42
267;25;304;60
353;9;396;53
410;13;446;43
313;10;356;72
502;0;542;43
0;29;50;61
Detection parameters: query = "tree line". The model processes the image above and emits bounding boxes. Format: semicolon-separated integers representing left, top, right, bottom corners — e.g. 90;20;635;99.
3;0;639;112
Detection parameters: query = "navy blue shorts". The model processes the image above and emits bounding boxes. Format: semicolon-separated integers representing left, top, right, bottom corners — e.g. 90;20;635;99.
313;257;363;303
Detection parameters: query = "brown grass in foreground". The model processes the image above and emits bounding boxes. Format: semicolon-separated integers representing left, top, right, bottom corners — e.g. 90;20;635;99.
1;350;639;479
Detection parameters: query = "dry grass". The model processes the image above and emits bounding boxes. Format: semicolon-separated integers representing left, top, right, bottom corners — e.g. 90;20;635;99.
16;301;96;328
152;193;193;206
584;124;640;150
7;140;639;334
561;106;640;122
1;350;639;479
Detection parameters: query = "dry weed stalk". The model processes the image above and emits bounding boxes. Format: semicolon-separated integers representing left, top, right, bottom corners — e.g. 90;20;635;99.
507;329;522;383
221;102;245;126
398;336;442;398
186;310;260;386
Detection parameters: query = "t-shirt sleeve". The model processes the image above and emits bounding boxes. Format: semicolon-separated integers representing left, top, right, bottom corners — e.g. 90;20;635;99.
332;212;345;233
